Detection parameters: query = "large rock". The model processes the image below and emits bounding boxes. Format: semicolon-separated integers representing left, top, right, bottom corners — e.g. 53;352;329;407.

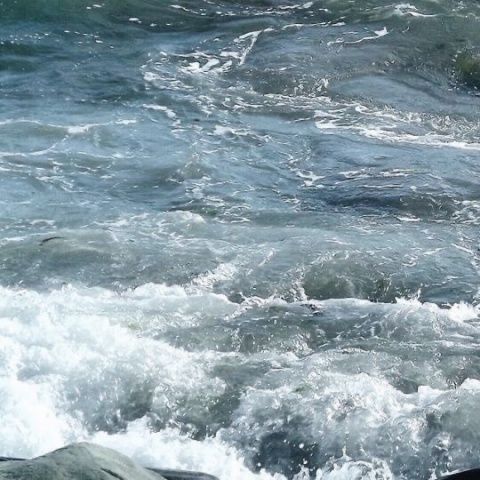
0;443;217;480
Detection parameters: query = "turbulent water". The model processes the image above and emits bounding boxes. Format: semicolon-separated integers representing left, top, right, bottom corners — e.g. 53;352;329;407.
1;1;480;479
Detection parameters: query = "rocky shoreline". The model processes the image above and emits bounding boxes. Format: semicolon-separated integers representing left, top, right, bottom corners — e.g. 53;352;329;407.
0;443;478;480
0;443;217;480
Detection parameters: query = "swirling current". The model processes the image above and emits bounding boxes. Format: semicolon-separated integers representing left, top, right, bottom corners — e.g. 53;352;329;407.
1;1;480;479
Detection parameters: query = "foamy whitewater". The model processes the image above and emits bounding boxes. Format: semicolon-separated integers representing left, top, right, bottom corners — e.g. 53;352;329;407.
1;0;480;478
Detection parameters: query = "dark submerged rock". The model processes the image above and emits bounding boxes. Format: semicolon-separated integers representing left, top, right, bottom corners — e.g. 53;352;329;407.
455;52;480;90
254;431;319;478
440;469;480;480
0;443;217;480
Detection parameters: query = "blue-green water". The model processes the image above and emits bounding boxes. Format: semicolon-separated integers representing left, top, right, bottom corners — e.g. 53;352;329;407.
1;1;480;479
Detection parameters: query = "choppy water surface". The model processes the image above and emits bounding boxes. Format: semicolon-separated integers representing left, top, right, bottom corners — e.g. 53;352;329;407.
1;1;480;478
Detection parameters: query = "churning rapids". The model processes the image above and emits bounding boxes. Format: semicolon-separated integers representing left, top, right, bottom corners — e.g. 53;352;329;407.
1;0;480;479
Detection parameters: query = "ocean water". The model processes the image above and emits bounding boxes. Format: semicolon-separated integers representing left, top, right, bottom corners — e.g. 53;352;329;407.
1;1;480;478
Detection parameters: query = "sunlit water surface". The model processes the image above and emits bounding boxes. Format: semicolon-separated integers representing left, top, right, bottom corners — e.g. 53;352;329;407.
1;1;480;479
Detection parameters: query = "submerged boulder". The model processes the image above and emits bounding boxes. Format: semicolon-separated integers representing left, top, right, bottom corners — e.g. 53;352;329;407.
455;52;480;90
440;469;480;480
0;443;217;480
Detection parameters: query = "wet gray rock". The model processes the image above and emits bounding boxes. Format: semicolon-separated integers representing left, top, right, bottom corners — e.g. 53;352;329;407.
0;443;164;480
0;443;217;480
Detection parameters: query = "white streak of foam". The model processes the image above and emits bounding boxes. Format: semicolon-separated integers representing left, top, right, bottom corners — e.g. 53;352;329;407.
393;3;437;17
143;104;177;119
236;30;263;66
190;263;238;290
314;117;480;151
328;27;388;46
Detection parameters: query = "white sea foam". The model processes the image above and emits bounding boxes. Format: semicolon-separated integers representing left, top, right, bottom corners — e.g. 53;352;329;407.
93;420;285;480
0;284;289;478
0;282;479;478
